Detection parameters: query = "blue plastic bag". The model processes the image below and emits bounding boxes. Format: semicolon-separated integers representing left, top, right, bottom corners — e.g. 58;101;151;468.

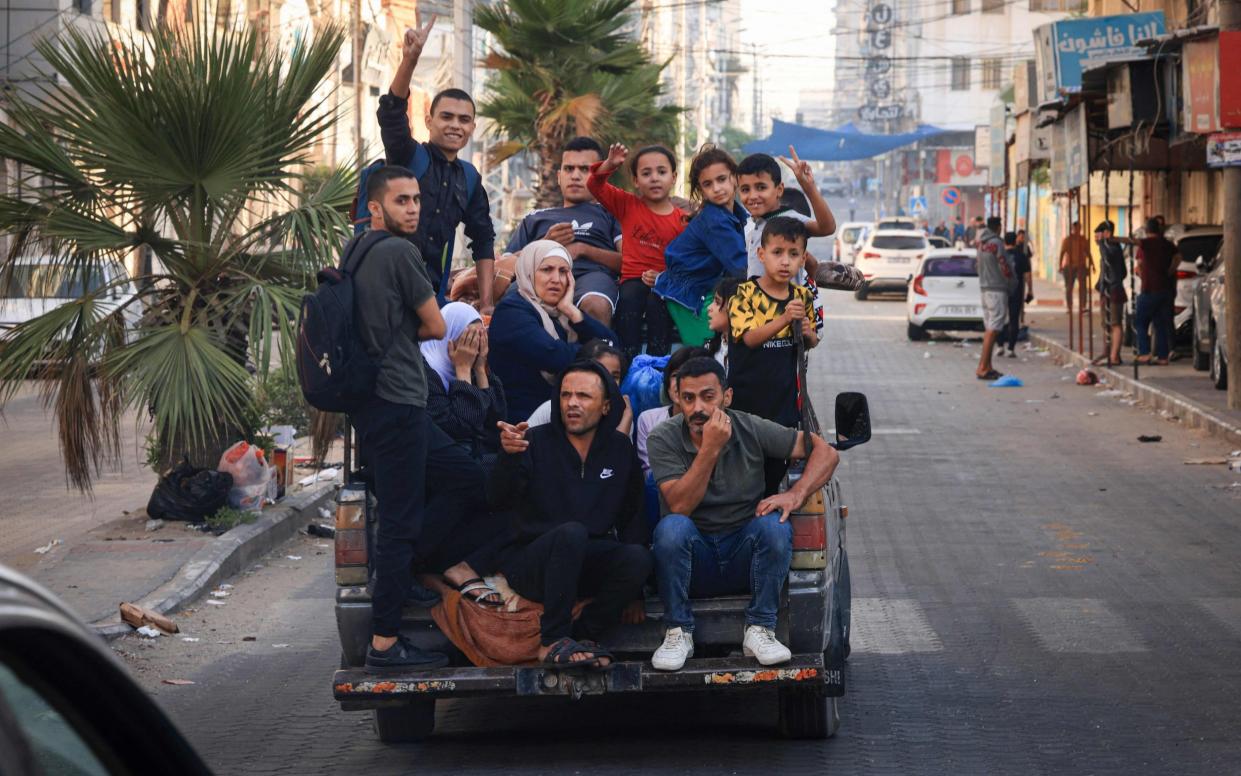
988;375;1023;387
621;354;670;419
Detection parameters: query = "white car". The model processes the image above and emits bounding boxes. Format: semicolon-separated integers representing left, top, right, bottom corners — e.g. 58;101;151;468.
854;229;929;300
905;249;983;341
834;221;872;266
0;257;141;340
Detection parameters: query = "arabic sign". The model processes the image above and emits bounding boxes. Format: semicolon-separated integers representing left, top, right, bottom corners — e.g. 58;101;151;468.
1183;38;1220;134
1206;132;1241;168
1221;31;1241;129
858;0;904;126
1064;105;1088;189
1036;12;1166;97
989;103;1006;187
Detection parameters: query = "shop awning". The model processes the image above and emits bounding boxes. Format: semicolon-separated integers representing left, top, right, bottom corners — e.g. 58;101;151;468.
742;120;952;161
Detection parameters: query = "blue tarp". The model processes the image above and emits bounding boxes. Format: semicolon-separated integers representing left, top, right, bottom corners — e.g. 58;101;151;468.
742;119;952;162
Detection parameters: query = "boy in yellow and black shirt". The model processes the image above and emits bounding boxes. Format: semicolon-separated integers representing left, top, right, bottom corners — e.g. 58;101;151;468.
727;217;819;430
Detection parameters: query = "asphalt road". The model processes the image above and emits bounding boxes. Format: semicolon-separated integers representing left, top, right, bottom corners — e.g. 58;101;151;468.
116;292;1241;775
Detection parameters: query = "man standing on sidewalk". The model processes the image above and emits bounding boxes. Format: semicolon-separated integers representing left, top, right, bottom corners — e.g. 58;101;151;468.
975;216;1011;380
350;167;451;673
376;16;497;311
1058;221;1093;310
1134;217;1181;365
1095;221;1128;365
1002;231;1033;359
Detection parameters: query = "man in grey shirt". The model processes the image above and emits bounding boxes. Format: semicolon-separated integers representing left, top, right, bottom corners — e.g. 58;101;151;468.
347;166;451;673
646;357;838;671
975;216;1012;381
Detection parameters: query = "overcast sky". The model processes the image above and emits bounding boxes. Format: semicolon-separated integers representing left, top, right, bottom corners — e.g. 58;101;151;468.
739;0;837;125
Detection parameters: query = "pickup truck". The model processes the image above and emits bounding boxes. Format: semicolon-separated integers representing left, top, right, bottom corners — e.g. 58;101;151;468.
332;392;871;742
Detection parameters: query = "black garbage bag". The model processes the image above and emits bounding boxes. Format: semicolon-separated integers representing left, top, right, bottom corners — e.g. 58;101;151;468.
147;459;234;523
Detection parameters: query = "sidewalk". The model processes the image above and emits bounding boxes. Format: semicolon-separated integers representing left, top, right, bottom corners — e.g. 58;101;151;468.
1025;276;1241;445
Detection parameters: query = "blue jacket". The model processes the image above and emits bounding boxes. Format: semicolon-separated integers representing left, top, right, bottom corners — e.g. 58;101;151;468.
487;287;618;422
655;200;749;312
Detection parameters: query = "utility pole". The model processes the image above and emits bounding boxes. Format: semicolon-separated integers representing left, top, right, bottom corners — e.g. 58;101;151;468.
454;0;474;164
1225;0;1241;408
352;0;362;172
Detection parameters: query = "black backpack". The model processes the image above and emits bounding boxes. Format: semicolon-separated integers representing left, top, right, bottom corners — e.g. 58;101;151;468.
296;230;393;412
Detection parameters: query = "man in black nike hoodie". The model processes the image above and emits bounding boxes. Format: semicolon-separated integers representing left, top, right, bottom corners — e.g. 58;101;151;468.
490;359;651;666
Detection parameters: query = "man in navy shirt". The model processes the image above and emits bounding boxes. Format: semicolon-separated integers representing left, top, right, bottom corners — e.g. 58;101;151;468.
504;137;623;326
377;16;498;311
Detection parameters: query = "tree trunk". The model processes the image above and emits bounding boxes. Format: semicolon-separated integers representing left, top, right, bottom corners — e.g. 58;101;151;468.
533;105;566;210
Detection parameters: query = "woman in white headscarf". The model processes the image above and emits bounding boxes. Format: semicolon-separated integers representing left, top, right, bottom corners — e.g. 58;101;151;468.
420;302;507;458
488;240;618;422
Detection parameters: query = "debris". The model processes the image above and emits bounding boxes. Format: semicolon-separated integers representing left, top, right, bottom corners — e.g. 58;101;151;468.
162;679;195;686
1096;389;1124;398
1137;435;1162;443
988;375;1023;387
315;543;330;549
181;637;201;643
210;589;230;598
1088;412;1099;417
1230;450;1240;457
1231;459;1241;473
318;506;333;520
206;600;227;606
136;626;163;638
120;602;180;634
298;468;339;487
286;555;302;561
1025;399;1044;404
145;519;165;532
1049;392;1061;400
1076;369;1099;385
219;584;234;590
242;636;257;641
33;539;62;555
307;523;335;539
923;352;932;359
1183;458;1229;465
272;643;290;649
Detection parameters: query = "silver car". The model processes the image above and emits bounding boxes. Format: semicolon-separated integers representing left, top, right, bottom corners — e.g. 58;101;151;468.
1190;245;1228;390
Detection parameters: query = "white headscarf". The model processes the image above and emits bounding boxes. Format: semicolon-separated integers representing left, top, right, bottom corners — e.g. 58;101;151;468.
419;301;481;390
515;240;577;344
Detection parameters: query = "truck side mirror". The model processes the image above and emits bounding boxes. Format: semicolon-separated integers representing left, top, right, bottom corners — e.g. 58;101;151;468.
831;392;871;451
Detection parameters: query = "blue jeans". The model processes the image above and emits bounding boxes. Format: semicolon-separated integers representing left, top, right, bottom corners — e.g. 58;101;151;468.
653;513;792;631
1135;290;1174;359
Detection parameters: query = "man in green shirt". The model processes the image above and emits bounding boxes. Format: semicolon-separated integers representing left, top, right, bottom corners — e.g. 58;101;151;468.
646;357;838;671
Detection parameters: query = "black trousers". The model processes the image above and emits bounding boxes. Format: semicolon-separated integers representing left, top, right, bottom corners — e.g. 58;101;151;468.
351;397;428;638
499;522;652;646
1004;285;1025;350
418;426;500;575
615;279;673;359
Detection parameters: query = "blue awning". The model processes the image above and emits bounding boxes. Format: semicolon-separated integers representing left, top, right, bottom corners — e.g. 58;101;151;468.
742;120;952;161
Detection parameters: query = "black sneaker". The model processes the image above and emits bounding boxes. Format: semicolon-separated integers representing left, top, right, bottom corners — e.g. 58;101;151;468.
407;581;442;608
365;636;449;674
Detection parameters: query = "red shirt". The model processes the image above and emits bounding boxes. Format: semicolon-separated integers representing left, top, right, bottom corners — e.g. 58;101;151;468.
1137;236;1177;294
587;162;686;281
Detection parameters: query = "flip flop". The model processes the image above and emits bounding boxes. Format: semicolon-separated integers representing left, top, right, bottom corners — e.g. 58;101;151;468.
455;577;504;609
976;369;1003;380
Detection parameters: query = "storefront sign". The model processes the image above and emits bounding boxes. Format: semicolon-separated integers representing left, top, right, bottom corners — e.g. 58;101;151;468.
1034;12;1166;97
989;103;1006;187
1183;38;1220;134
1206;132;1241;168
974;125;991;169
1050;119;1068;193
1221;31;1241;129
1065;105;1088;189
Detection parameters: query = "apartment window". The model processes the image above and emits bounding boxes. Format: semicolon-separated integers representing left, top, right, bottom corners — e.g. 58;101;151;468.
981;58;1004;89
952;0;971;14
982;0;1004;12
951;57;971;91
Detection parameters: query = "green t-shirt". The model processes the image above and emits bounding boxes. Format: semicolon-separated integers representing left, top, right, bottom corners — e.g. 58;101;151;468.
350;235;436;407
647;409;799;534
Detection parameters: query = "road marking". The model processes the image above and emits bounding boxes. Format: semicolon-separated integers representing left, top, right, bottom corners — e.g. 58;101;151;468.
1198;599;1241;638
851;598;943;654
1012;598;1146;653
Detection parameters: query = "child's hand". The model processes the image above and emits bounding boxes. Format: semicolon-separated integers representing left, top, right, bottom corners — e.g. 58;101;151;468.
777;145;814;186
641;269;659;287
604;143;629;171
783;298;807;325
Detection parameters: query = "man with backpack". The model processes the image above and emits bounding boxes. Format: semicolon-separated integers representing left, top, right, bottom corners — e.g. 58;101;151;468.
347;166;450;672
371;16;497;312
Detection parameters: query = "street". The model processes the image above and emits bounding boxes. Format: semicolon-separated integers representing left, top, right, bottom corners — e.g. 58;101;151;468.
114;293;1241;775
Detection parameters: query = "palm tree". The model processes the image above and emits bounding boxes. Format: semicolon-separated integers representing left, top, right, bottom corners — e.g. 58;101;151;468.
475;0;682;208
0;21;353;491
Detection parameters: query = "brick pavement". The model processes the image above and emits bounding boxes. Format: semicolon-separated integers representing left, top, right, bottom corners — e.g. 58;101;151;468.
123;293;1241;775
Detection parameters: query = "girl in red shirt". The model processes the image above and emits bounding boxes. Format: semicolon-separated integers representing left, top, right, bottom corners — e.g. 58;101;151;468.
588;143;686;358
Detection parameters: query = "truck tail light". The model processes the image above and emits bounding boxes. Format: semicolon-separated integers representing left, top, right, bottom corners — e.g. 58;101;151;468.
912;275;927;295
335;484;369;586
789;488;827;570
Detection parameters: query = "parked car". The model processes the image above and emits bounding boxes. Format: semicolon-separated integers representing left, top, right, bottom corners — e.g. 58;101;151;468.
333;394;872;743
1123;224;1222;347
0;565;211;775
0;256;141;339
1190;243;1228;389
876;218;917;231
834;222;872;267
819;177;848;197
927;234;951;250
905;250;983;341
853;229;929;300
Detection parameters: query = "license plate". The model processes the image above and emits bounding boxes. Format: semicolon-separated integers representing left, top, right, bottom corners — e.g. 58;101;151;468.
941;305;978;315
888;257;911;264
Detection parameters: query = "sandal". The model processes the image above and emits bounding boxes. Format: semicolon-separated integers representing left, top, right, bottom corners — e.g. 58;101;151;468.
1135;355;1152;365
542;636;603;668
976;369;1003;380
455;577;504;609
576;639;615;669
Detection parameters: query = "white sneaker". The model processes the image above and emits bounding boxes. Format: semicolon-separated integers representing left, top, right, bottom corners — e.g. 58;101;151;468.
651;627;694;671
742;625;792;666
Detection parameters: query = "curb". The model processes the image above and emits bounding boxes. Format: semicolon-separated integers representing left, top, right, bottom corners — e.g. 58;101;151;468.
91;481;338;640
1029;332;1241;445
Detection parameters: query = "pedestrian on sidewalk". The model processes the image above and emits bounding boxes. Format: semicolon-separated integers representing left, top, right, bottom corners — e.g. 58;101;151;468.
349;166;451;673
1094;220;1128;365
1002;231;1033;358
1058;221;1093;311
975;216;1011;380
1133;217;1180;365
